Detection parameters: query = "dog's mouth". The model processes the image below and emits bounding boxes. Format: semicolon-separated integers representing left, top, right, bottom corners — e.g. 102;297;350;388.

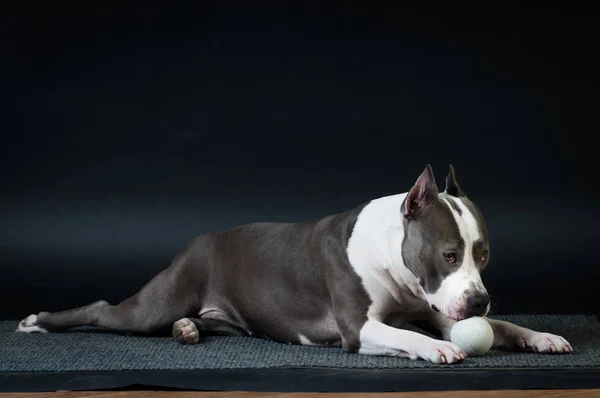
431;304;468;321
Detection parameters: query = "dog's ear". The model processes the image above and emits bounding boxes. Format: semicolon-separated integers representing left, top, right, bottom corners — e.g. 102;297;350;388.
444;164;466;197
402;164;439;218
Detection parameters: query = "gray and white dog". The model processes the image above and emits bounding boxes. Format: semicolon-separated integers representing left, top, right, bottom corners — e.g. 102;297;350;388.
17;165;572;364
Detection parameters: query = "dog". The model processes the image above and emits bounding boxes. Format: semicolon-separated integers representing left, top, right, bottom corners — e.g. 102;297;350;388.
16;164;572;364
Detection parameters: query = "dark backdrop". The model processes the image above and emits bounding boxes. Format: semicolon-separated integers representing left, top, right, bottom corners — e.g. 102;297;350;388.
1;2;599;320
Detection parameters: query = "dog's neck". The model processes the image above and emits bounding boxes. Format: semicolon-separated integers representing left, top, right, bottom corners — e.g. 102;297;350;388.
347;193;428;305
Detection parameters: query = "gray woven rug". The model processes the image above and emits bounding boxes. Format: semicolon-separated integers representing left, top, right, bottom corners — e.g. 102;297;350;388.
2;315;599;372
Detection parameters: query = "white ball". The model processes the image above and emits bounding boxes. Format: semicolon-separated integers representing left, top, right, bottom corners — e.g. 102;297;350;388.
450;316;494;356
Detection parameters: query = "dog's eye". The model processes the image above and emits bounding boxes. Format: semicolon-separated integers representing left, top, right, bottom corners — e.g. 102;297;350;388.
481;250;489;262
444;253;456;263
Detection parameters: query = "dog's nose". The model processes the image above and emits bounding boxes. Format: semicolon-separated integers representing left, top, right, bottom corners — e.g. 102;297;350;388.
466;291;490;312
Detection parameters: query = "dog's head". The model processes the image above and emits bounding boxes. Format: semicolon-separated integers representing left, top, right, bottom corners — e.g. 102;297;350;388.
400;164;490;321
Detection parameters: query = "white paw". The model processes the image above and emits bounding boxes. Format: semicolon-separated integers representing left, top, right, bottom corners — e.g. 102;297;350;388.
16;314;48;333
413;339;467;364
172;318;199;344
522;332;573;354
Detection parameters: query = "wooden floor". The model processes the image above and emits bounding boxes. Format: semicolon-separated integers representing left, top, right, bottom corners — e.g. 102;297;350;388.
1;391;599;398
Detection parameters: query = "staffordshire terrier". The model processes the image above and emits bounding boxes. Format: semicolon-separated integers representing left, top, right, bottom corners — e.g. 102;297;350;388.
16;164;572;364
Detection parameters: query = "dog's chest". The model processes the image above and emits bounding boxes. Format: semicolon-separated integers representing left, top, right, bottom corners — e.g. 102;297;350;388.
366;278;431;319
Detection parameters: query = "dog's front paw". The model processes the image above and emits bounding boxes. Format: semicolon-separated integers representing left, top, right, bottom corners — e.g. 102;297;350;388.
413;339;467;364
521;332;573;354
173;318;200;344
15;314;48;333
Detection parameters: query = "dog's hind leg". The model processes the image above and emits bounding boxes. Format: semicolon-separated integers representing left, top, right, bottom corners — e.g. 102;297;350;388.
17;300;113;333
16;265;201;335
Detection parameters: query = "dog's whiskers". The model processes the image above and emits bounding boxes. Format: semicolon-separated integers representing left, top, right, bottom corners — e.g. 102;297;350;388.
487;296;500;316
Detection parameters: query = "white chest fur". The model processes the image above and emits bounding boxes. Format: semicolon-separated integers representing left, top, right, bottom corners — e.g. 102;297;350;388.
346;193;428;321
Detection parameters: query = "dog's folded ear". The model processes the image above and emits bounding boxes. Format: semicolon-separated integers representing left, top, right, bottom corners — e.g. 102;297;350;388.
402;164;439;218
444;164;466;197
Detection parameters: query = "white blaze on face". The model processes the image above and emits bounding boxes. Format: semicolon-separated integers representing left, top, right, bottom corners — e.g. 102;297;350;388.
425;196;488;320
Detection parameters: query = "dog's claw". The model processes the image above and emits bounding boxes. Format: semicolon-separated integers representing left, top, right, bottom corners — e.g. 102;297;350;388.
524;332;572;354
413;340;466;364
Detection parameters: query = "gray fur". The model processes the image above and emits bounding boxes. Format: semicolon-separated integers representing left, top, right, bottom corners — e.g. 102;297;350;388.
30;202;371;352
401;198;465;294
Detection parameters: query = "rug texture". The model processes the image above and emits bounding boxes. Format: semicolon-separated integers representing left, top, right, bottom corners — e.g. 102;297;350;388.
1;315;599;372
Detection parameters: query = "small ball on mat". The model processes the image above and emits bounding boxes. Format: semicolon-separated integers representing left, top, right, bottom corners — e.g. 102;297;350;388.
450;316;494;356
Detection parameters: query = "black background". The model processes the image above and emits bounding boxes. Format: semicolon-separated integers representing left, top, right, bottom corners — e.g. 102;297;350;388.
1;1;599;320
